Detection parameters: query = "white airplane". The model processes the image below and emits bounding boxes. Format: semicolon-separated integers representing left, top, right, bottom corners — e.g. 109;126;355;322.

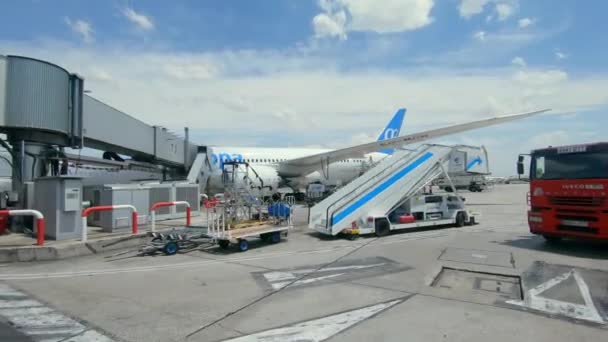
207;108;407;195
205;108;550;196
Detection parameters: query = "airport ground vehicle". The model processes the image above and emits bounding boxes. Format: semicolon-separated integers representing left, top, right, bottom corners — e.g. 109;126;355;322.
352;194;479;237
436;175;488;192
310;144;481;238
518;142;608;242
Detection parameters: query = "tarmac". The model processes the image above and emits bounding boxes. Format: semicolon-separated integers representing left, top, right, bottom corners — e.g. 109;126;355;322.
0;184;607;342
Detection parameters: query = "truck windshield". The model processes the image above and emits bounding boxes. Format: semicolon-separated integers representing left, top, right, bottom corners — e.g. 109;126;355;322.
532;152;608;180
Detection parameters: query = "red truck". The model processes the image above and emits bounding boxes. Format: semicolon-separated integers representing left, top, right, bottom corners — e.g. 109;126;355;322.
518;142;608;242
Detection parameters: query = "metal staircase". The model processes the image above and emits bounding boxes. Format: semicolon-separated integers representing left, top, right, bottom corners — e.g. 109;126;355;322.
309;144;456;236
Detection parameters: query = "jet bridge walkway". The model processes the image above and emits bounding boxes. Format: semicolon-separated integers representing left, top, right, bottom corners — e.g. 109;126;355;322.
309;144;458;236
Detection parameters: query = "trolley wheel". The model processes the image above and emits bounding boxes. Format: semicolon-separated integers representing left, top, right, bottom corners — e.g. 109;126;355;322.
260;233;270;242
163;241;179;255
543;235;562;244
270;231;281;243
218;240;230;249
238;239;249;252
455;212;466;227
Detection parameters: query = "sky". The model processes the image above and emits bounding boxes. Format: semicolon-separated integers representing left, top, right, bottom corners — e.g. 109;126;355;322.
1;0;608;176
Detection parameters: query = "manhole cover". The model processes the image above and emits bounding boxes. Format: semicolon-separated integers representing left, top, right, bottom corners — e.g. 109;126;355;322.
439;248;515;268
432;268;522;300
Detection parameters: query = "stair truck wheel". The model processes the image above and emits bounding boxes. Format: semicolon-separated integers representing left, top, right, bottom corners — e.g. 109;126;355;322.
163;241;179;255
455;212;466;227
238;239;249;252
375;219;390;237
218;240;230;249
445;186;453;192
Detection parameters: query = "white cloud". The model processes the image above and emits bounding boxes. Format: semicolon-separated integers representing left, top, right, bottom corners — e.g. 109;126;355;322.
313;0;434;39
473;31;486;41
123;8;154;31
163;61;218;80
459;0;491;18
89;68;113;82
495;3;514;21
518;17;534;28
511;56;526;67
555;50;568;60
64;17;94;43
4;40;607;173
312;11;347;40
459;0;518;20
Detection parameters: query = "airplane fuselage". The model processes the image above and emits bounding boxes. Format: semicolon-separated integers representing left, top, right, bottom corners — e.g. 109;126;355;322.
206;146;388;194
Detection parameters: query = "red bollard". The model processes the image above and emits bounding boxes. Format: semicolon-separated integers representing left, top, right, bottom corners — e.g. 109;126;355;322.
36;218;45;246
186;207;191;226
132;211;138;234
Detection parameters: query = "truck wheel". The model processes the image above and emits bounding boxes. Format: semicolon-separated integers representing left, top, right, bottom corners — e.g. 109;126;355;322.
238;239;249;252
543;235;562;243
375;219;390;237
218;240;230;249
455;212;466;227
445;186;453;192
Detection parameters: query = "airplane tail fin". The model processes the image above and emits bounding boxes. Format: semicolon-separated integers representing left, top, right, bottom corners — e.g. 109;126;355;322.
377;108;406;154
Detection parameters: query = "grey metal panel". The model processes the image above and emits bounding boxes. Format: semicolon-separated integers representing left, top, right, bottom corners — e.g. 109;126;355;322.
154;126;187;165
0;56;6;125
83;95;154;155
175;183;200;215
149;185;172;217
5;56;70;134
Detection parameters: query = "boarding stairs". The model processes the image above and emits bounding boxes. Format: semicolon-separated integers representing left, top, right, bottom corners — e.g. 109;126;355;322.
309;144;456;235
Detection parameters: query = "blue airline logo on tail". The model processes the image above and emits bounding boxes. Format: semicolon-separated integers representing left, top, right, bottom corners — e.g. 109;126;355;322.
466;156;483;170
377;108;406;154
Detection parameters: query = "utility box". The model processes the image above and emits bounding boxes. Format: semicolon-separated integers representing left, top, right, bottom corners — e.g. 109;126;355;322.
34;177;83;240
84;184;150;232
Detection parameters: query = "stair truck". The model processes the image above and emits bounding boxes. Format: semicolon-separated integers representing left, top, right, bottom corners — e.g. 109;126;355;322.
309;144;480;238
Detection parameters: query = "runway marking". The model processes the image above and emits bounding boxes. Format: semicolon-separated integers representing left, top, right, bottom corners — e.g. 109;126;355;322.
222;298;403;341
471;253;488;259
263;263;387;290
507;269;605;324
0;283;115;342
270;273;345;290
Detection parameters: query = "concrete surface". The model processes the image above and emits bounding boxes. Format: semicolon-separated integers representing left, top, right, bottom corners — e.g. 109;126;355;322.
0;184;606;341
0;215;202;263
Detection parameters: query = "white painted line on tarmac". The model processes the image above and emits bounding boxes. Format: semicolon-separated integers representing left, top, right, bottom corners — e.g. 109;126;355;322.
271;273;345;290
223;298;403;341
507;269;605;324
0;228;452;281
0;299;43;308
61;329;116;342
0;283;115;342
471;253;487;259
0;245;361;280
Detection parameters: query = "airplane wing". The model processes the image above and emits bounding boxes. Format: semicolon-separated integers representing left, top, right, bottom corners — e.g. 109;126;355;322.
276;109;550;177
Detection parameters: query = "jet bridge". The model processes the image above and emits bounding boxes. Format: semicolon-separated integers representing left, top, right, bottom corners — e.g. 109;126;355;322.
309;144;459;236
0;55;199;204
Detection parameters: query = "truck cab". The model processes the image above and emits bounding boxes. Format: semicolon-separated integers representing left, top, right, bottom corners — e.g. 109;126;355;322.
518;142;608;242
